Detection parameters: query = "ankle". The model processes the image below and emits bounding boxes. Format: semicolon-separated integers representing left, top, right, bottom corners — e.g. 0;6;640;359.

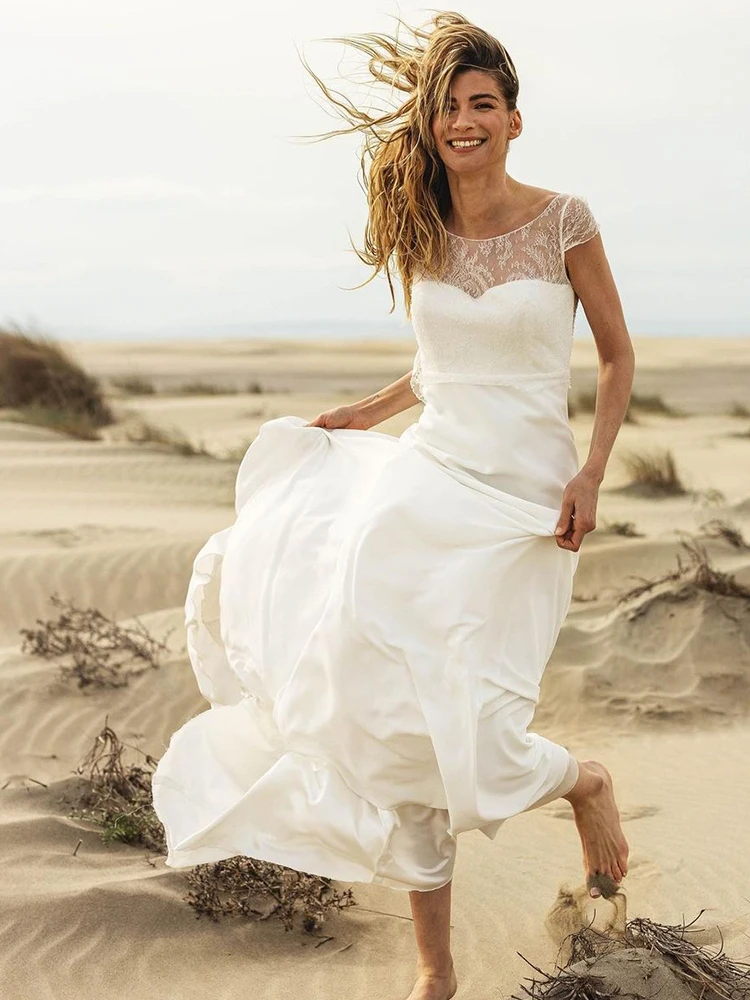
416;957;454;979
564;761;604;807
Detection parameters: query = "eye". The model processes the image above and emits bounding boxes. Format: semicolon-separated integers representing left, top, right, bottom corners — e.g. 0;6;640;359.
447;103;496;111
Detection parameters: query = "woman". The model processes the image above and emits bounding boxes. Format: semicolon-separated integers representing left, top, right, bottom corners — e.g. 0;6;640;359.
152;12;633;1000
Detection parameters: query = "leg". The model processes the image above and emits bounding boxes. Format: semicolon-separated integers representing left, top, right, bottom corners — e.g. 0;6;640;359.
563;758;630;898
404;879;457;1000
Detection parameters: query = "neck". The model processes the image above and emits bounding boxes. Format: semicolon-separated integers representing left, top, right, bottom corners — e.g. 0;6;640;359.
444;167;520;238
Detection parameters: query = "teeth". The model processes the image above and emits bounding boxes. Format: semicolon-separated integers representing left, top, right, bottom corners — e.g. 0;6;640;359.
450;139;484;148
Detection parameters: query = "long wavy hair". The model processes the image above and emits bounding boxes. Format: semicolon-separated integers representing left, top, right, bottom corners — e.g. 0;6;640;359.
297;11;519;318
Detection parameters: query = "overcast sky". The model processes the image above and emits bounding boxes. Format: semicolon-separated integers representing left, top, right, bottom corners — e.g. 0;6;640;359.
1;0;748;341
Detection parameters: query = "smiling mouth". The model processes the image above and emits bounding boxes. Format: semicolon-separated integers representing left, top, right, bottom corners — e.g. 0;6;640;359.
448;138;487;149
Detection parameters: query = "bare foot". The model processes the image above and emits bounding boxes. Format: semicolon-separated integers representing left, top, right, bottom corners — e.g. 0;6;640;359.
566;760;629;897
404;963;458;1000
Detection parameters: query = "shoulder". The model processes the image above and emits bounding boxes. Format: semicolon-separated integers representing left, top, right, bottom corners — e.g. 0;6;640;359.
556;193;600;251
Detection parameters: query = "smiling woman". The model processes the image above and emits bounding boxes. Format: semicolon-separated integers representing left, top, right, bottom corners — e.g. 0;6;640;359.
151;12;634;1000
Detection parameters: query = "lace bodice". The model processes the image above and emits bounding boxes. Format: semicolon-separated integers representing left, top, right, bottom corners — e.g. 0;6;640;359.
409;193;599;401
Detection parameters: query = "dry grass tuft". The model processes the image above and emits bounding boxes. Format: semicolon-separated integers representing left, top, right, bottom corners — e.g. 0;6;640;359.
123;418;213;457
176;380;239;395
68;720;358;933
7;403;102;440
569;389;637;424
220;439;255;463
173;379;265;395
516;911;750;1000
700;518;748;549
628;391;682;416
70;718;165;848
110;374;156;395
123;419;254;461
619;447;687;497
600;520;643;538
20;593;172;688
575;390;597;414
727;401;750;418
0;325;113;436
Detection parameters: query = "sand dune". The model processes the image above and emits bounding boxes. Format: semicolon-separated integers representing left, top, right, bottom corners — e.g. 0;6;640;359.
1;336;749;1000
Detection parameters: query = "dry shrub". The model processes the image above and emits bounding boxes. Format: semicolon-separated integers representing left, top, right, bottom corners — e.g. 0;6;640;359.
619;447;687;497
123;418;213;457
19;593;171;688
0;325;113;433
69;720;357;933
516;912;750;1000
111;374;156;395
186;857;356;933
727;402;750;418
619;536;750;607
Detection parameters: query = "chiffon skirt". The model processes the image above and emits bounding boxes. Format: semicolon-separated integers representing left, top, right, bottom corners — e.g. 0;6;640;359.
151;411;580;891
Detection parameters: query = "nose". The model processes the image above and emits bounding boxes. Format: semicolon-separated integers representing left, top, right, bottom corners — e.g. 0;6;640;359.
450;106;476;133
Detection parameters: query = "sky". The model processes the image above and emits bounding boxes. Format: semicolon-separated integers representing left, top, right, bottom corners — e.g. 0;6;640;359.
1;0;748;341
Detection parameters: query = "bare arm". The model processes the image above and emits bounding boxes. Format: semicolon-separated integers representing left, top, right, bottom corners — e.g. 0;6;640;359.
306;370;421;430
554;233;635;550
566;233;635;483
355;372;421;428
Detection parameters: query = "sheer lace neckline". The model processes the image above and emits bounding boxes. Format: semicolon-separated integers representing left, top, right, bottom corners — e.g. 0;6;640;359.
444;192;565;243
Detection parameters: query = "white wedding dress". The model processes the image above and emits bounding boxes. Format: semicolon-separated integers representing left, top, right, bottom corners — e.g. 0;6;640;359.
151;192;600;892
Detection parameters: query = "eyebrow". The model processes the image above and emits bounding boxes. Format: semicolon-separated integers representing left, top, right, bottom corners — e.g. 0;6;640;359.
448;93;499;102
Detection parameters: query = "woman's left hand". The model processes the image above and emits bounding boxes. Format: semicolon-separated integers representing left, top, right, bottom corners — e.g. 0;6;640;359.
554;469;601;551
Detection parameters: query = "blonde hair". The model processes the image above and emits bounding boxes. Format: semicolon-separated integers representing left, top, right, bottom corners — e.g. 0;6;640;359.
298;11;519;317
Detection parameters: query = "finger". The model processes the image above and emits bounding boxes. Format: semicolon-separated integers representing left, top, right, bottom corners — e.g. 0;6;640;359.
569;516;594;550
554;498;575;537
555;532;575;550
555;529;579;550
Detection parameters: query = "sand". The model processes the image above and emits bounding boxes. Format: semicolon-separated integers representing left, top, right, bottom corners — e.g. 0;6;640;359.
1;334;749;1000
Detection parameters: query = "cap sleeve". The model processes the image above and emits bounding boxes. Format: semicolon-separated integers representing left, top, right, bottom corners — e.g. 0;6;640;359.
561;195;599;252
410;346;425;403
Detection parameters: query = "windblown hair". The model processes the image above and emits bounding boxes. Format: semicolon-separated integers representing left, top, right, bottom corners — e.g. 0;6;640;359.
298;11;519;317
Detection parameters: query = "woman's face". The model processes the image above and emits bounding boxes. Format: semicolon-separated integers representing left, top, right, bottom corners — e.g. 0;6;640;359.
430;69;518;170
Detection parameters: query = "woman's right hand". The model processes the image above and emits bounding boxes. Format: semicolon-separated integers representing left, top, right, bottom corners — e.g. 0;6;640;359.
305;404;370;430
